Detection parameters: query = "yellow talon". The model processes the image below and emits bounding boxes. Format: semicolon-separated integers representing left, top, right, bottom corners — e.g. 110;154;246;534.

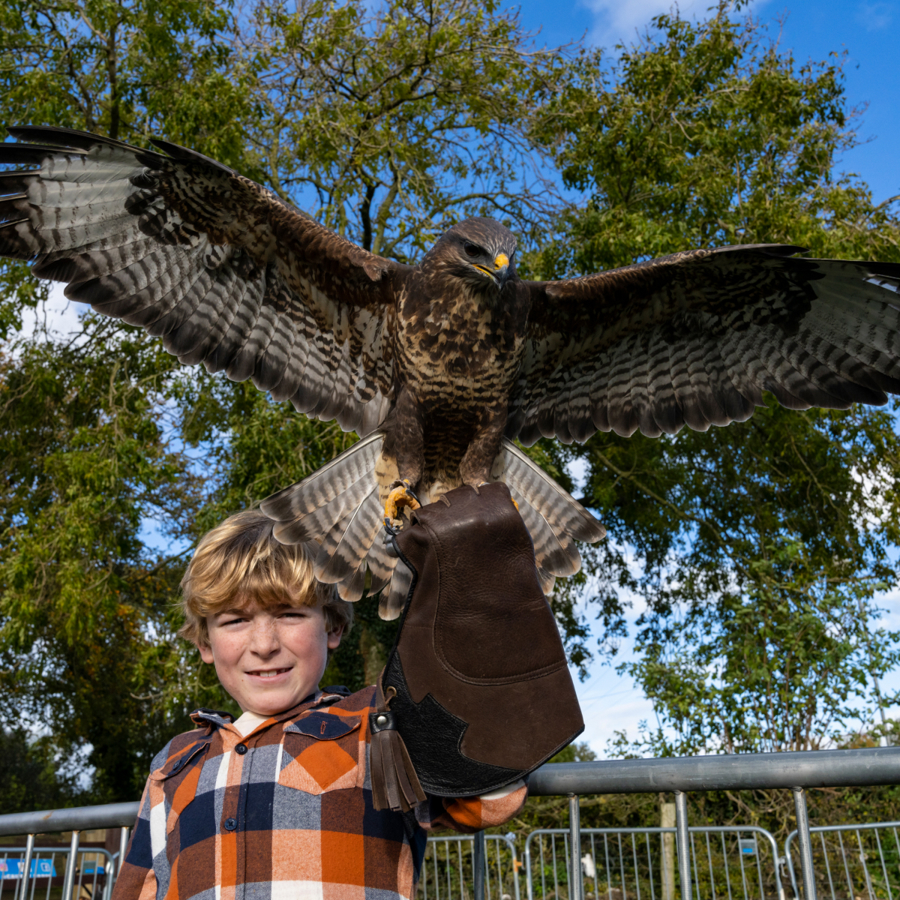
384;480;421;526
511;497;519;511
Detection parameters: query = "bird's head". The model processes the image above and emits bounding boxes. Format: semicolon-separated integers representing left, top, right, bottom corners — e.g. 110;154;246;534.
424;217;518;299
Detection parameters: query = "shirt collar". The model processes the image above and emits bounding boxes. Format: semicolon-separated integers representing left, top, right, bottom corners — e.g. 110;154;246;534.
189;689;345;732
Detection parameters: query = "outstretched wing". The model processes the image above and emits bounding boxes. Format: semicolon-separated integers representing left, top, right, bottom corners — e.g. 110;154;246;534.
0;126;406;436
510;245;900;445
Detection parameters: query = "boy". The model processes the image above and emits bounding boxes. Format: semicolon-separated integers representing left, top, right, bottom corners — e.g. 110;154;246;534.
113;509;526;900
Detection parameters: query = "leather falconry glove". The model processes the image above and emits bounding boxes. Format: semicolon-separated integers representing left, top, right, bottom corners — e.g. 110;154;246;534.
369;482;584;811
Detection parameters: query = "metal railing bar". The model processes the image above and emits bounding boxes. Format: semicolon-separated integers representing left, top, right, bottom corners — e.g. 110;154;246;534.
873;826;891;900
535;833;545;900
753;835;765;900
721;832;734;900
836;831;853;900
603;832;612;900
590;833;600;900
527;748;900;797
617;830;627;900
645;831;657;900
60;831;79;900
818;832;835;900
893;827;900;892
40;852;52;900
569;795;582;900
704;832;716;900
688;831;700;900
855;830;874;900
736;832;750;900
802;819;900;835
550;830;559;900
674;792;691;900
631;831;641;900
14;834;33;900
753;835;778;900
792;788;817;900
0;803;138;838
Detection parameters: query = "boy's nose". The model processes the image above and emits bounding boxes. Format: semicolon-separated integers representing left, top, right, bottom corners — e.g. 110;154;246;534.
248;620;280;655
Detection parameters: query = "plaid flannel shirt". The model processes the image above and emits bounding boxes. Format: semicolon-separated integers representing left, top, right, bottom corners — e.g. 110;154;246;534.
112;686;527;900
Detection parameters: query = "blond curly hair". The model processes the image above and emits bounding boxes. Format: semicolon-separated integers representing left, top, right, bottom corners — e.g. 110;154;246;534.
179;509;354;648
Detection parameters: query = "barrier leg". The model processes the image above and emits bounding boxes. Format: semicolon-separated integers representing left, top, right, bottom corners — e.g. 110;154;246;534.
61;831;80;900
569;794;583;900
674;791;692;900
792;788;818;900
14;834;34;900
474;831;486;900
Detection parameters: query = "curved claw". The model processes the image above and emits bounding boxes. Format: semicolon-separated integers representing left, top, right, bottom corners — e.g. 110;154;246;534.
384;480;421;531
476;480;518;511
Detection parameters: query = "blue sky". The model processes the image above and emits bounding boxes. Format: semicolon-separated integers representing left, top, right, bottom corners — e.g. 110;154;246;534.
515;0;900;206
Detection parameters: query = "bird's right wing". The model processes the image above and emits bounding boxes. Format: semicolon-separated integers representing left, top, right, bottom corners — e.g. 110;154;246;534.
0;126;408;436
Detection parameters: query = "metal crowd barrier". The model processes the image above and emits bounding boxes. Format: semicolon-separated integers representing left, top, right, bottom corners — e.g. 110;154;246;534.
1;748;899;900
0;845;115;900
523;826;785;900
420;834;520;900
784;820;900;900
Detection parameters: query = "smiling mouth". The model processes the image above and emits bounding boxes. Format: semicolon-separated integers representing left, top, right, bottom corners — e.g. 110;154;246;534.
248;668;291;679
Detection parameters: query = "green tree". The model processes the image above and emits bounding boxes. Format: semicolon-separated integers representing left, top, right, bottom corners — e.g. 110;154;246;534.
0;0;571;799
530;5;900;757
0;726;81;815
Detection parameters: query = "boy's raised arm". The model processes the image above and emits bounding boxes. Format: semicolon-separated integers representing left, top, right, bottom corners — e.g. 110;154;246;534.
415;780;528;834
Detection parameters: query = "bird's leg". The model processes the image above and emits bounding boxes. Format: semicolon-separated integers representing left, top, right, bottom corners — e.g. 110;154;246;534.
379;388;425;530
459;405;517;510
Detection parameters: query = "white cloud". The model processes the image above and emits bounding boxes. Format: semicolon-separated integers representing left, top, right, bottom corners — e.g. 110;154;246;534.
856;2;894;31
578;0;709;48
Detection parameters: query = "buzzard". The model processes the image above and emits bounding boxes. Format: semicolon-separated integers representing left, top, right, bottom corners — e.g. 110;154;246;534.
3;126;900;617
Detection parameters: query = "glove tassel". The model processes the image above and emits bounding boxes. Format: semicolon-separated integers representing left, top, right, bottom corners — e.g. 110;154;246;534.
369;679;425;812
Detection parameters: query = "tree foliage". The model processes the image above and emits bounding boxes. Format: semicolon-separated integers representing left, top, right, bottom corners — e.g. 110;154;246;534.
1;0;900;808
530;6;900;756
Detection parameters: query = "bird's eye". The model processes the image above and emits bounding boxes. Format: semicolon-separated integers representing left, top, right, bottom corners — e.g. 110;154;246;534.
463;242;481;258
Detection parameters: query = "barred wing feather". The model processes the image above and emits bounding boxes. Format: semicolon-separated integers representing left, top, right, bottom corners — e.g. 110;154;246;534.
0;125;405;437
512;246;900;445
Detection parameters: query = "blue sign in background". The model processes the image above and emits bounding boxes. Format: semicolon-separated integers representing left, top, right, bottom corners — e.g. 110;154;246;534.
0;859;57;879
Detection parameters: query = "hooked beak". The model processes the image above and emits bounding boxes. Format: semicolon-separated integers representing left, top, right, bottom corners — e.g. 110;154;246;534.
476;253;510;287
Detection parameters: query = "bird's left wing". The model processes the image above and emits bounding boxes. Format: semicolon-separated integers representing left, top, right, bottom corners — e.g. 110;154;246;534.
0;126;408;436
510;245;900;445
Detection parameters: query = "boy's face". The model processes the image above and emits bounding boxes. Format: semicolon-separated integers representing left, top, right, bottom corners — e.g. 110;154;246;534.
199;599;344;717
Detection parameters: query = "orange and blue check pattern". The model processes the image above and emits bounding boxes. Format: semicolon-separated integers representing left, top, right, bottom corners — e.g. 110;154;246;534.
112;686;527;900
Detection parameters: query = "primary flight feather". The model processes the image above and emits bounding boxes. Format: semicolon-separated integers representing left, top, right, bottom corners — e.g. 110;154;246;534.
3;126;900;617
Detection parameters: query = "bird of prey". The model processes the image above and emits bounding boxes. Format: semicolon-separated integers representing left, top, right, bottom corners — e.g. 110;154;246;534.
3;126;900;618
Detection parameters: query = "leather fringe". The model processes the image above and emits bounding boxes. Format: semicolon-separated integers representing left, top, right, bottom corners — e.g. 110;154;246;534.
369;676;426;812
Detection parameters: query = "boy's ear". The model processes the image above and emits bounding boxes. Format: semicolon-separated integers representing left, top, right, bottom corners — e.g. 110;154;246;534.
326;623;344;651
198;642;215;664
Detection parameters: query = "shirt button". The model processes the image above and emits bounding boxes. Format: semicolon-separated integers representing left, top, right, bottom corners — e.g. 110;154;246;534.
235;744;247;755
224;818;237;831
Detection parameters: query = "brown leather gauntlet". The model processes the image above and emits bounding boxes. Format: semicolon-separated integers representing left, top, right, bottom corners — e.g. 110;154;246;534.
369;482;584;810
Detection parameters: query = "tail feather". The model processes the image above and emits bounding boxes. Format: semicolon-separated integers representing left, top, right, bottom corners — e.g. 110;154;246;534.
259;432;605;616
261;432;384;527
380;559;414;621
513;492;582;578
316;488;384;601
495;439;605;544
536;567;556;595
